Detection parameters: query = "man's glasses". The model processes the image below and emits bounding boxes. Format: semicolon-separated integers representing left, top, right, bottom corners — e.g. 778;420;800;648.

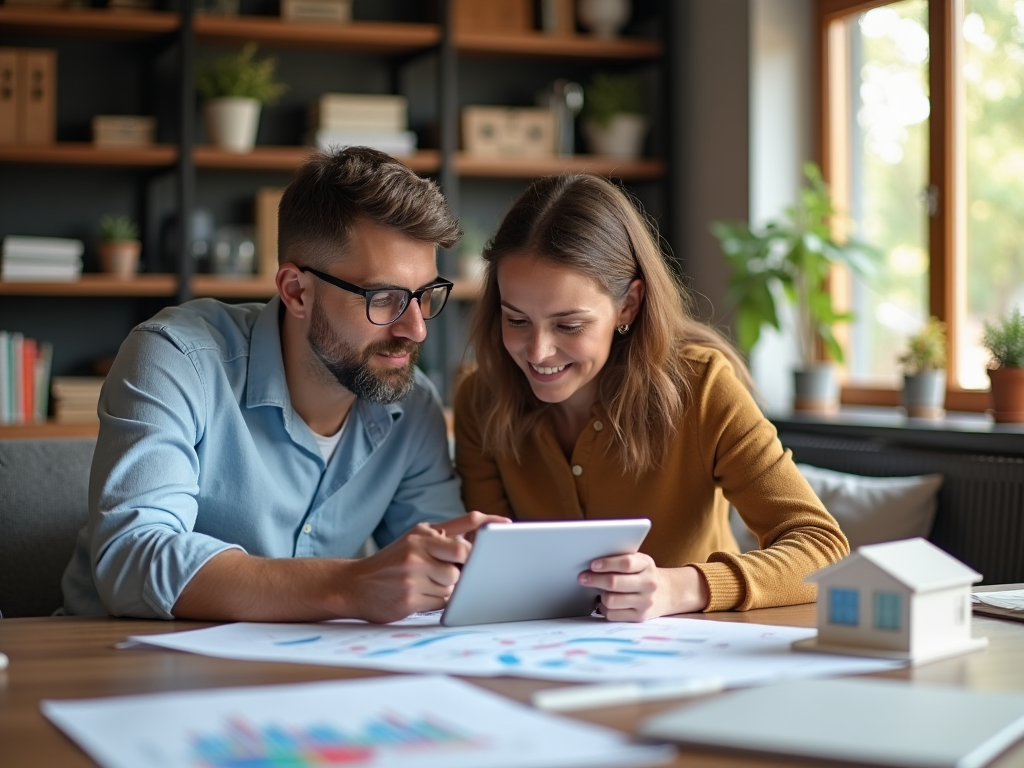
300;267;454;326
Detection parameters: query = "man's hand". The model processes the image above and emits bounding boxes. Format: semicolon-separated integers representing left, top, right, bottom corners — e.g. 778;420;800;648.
579;555;710;622
339;511;511;623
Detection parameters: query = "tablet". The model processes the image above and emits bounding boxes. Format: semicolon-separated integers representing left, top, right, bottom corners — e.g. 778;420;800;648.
440;519;651;627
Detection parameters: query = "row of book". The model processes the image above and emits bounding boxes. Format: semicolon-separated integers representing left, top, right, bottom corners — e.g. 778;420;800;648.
0;331;52;425
307;93;417;156
2;235;84;282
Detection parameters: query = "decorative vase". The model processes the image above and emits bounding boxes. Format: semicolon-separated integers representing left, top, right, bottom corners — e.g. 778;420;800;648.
98;239;141;279
902;370;946;419
988;367;1024;423
793;365;839;414
203;97;261;153
582;114;648;159
577;0;631;38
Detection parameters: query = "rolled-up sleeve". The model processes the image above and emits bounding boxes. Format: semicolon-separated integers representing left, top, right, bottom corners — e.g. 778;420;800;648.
88;330;241;618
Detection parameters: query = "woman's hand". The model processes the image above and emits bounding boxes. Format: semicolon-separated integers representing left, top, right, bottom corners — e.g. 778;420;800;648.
579;555;710;622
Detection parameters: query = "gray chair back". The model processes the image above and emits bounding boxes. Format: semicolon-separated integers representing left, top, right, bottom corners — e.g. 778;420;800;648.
0;438;95;618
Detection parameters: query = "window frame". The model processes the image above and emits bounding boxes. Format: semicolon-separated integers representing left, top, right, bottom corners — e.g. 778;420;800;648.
817;0;989;412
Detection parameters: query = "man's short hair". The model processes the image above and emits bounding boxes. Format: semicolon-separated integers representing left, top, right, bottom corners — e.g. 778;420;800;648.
278;147;461;269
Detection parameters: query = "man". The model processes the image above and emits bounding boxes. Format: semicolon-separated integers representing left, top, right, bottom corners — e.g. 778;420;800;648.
62;147;502;622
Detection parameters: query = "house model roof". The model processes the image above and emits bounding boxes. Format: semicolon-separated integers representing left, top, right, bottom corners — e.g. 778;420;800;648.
806;537;982;593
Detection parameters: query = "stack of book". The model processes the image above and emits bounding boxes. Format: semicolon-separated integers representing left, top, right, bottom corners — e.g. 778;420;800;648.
0;331;52;425
50;376;104;425
2;236;84;282
307;93;417;157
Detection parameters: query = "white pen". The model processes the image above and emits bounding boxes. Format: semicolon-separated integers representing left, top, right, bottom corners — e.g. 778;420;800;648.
0;652;8;671
532;677;725;712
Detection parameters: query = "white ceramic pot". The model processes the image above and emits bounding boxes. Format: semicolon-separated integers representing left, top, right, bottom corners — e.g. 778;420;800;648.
577;0;631;38
204;97;261;153
582;114;648;159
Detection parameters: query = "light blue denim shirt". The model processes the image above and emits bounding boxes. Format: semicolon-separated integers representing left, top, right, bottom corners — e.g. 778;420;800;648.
61;297;463;618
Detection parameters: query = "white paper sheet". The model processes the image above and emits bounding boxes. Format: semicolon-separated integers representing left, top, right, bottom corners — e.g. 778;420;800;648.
128;615;905;685
972;589;1024;611
42;675;673;768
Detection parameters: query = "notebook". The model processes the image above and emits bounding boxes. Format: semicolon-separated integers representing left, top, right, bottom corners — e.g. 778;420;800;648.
640;677;1024;768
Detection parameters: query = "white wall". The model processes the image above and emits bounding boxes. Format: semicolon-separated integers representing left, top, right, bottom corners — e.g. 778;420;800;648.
749;0;815;412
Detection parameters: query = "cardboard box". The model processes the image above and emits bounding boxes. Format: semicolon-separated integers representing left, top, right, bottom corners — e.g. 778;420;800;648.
451;0;533;33
281;0;351;23
19;49;56;144
540;0;575;35
0;49;18;144
255;187;284;279
309;93;407;132
462;107;556;158
92;115;156;148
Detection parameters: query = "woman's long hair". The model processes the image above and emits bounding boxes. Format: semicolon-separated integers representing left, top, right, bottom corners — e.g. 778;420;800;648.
467;174;751;475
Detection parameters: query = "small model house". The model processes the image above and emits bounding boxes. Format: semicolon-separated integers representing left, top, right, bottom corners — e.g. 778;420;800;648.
794;538;988;664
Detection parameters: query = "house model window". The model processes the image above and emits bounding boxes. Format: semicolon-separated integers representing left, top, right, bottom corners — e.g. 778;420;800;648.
828;588;859;626
873;592;902;631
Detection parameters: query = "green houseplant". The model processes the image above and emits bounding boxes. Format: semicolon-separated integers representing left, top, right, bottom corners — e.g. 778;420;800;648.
97;214;141;279
982;307;1024;422
581;72;647;159
712;162;878;412
196;42;287;153
898;317;947;418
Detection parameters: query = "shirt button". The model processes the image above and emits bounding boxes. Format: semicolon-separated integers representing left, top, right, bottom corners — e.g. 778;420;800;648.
572;465;583;476
303;524;312;534
593;420;603;431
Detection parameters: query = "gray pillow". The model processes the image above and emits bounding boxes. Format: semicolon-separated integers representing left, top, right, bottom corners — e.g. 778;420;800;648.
730;463;943;553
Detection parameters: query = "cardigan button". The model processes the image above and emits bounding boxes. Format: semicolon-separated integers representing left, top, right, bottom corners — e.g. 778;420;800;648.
572;465;583;476
593;420;603;431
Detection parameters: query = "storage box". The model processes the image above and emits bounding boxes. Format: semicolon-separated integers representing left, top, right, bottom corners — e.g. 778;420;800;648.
462;107;556;158
309;93;407;132
255;187;284;279
18;49;56;145
450;0;533;33
92;115;156;148
281;0;351;23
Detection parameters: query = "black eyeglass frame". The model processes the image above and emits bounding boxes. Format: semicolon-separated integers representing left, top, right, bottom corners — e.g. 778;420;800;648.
300;267;454;326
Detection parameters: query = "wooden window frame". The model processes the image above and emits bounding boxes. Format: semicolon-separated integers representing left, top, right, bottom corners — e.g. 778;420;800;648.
817;0;990;412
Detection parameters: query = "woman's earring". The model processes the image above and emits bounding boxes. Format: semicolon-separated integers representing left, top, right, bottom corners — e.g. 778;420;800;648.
617;324;630;335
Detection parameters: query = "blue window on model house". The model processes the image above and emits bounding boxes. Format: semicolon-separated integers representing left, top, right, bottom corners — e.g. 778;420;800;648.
828;588;859;625
874;592;902;630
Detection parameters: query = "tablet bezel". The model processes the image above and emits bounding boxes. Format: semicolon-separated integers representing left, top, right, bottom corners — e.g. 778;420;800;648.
440;519;652;627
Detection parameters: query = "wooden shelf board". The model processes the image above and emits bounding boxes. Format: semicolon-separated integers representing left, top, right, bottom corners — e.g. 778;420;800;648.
0;274;177;297
0;421;98;439
194;146;440;173
191;275;277;298
0;7;178;38
454;153;664;179
0;142;176;167
195;17;439;53
454;31;662;60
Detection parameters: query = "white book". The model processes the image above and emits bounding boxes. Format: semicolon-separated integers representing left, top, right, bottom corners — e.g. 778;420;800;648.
3;251;85;265
1;261;83;281
10;332;23;425
2;236;85;259
310;93;407;132
0;331;9;424
310;129;417;155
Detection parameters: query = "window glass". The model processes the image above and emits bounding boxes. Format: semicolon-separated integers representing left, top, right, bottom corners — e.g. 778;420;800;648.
846;1;931;384
874;591;903;630
959;0;1024;389
829;587;860;625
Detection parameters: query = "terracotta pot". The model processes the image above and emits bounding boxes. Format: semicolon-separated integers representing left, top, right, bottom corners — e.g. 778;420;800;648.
988;367;1024;423
98;239;141;279
793;364;839;415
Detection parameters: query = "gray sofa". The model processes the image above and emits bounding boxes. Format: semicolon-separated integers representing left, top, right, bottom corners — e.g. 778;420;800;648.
0;438;95;618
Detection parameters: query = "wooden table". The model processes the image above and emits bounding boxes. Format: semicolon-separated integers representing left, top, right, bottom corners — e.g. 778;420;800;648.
2;604;1024;768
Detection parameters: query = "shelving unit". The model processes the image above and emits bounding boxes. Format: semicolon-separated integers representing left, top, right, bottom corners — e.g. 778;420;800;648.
0;0;669;417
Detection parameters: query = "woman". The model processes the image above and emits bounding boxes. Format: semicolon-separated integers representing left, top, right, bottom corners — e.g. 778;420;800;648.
455;174;848;622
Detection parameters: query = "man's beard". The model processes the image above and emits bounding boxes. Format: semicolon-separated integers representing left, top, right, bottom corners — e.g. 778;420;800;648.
307;297;421;404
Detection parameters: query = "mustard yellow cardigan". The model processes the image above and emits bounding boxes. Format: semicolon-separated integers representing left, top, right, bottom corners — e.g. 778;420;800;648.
454;345;849;611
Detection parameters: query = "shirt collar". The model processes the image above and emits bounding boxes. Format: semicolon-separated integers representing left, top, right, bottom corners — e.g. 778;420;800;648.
246;296;291;410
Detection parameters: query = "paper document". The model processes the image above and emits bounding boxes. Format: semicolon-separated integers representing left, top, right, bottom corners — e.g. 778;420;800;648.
42;674;673;768
127;615;905;685
972;590;1024;611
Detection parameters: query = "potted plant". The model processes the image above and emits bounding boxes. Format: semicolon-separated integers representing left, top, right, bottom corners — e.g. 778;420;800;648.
981;307;1024;423
98;214;141;279
898;316;947;419
580;72;647;159
196;42;287;153
712;162;878;413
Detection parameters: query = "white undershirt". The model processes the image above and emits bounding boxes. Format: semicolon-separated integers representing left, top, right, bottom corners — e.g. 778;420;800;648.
312;417;347;464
